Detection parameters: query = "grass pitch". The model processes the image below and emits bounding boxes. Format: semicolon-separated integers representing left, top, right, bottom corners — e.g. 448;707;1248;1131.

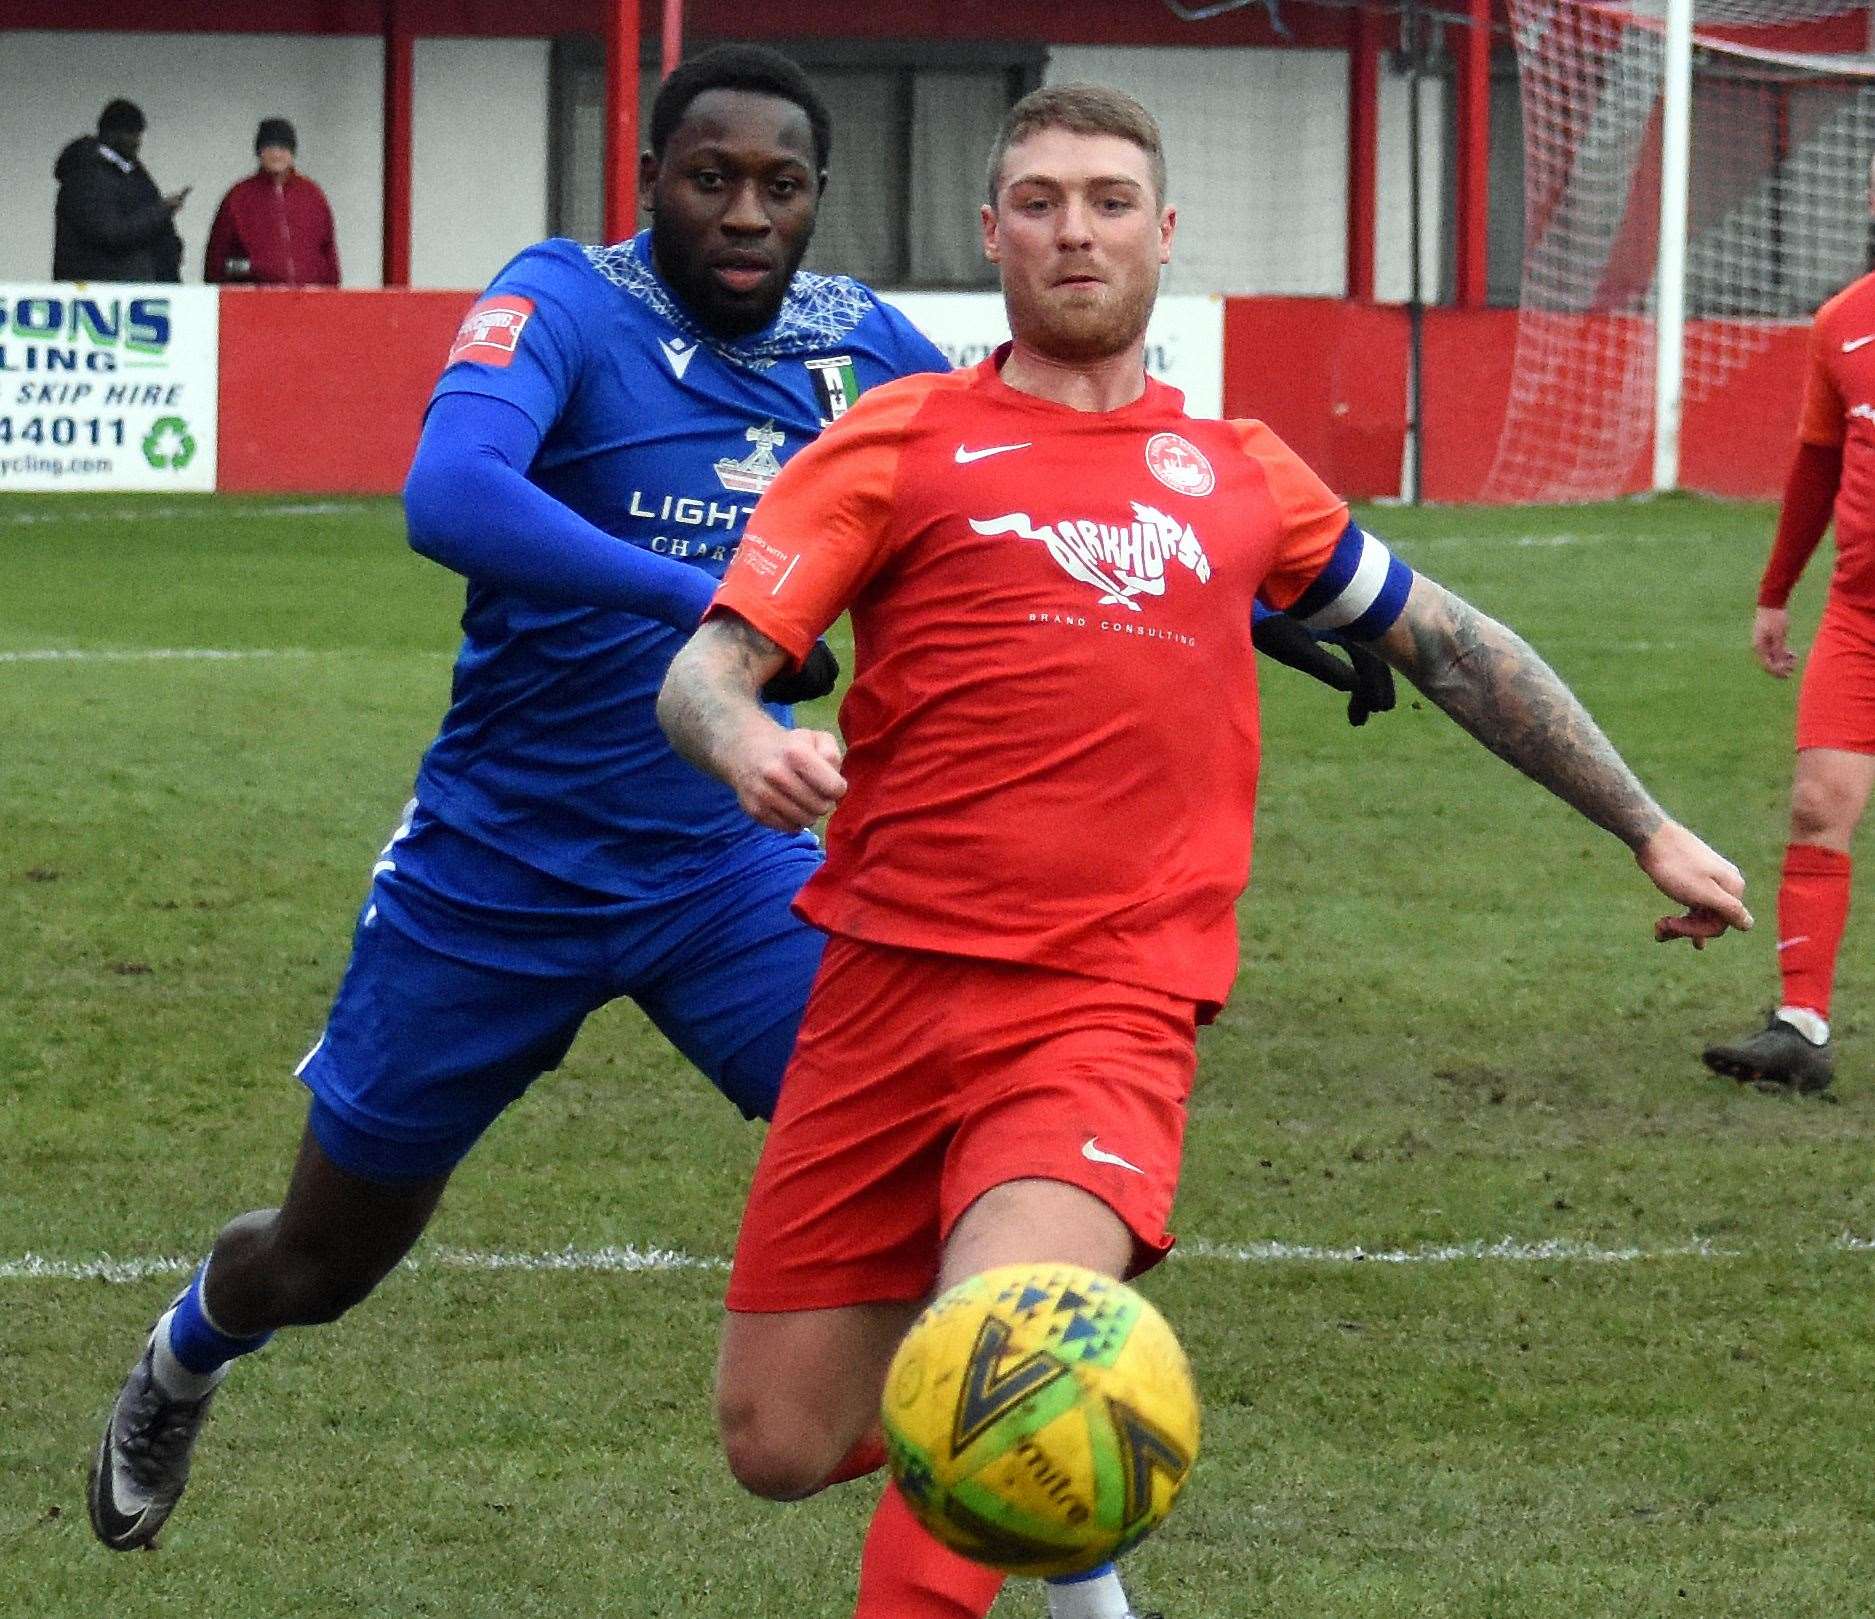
4;492;1874;1617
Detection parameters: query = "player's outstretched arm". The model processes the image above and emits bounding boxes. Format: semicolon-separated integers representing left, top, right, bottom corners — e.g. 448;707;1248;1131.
1365;574;1751;947
658;612;846;833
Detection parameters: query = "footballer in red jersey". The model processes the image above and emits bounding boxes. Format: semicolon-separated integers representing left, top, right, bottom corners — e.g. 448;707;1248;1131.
1705;236;1875;1095
659;83;1749;1599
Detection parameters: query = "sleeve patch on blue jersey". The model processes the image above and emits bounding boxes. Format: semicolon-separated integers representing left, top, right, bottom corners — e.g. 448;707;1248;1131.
1288;522;1413;640
446;295;535;370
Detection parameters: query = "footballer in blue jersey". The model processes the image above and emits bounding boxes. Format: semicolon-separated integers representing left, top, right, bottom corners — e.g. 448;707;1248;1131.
84;44;962;1559
407;235;943;902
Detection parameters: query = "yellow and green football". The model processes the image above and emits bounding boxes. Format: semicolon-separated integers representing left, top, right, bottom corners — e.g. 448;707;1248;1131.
881;1262;1199;1578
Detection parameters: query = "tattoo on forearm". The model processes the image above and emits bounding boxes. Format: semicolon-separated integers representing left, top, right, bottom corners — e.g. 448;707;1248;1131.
658;615;787;783
1383;581;1665;849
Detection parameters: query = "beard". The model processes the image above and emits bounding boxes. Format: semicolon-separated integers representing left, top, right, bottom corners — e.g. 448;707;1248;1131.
648;204;812;340
1003;264;1160;363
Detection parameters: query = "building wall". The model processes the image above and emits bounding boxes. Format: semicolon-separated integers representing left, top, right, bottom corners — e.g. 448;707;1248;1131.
1045;45;1445;300
1044;45;1350;297
1376;63;1448;305
1;29;548;290
9;1;1355;50
410;37;552;289
3;26;1440;299
2;32;385;285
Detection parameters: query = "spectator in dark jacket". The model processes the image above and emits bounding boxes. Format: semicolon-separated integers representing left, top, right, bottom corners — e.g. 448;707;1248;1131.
53;99;187;283
204;119;340;287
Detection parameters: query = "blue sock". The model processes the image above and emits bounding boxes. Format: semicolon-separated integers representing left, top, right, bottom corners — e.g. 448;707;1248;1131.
165;1263;274;1375
1049;1564;1115;1582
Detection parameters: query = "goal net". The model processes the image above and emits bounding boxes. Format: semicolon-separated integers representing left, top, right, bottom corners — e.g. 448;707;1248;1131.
1487;0;1875;502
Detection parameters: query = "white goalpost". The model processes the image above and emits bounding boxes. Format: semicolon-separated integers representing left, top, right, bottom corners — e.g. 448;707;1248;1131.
1654;0;1694;490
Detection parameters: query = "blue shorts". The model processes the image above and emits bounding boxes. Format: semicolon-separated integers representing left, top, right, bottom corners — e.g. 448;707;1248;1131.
296;806;824;1183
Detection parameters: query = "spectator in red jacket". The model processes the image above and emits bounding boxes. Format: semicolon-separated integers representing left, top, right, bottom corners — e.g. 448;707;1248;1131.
204;118;340;286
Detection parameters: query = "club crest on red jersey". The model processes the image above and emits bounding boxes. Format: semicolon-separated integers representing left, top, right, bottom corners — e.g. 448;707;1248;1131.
447;296;534;369
970;502;1211;613
1144;432;1215;498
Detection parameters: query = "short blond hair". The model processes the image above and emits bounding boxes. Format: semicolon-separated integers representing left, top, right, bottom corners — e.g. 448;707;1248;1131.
985;83;1167;205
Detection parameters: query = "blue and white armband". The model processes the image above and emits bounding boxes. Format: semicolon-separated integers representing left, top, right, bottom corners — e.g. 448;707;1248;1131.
1285;521;1414;641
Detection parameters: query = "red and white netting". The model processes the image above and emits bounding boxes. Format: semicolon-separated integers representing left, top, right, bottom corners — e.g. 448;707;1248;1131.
1488;0;1875;501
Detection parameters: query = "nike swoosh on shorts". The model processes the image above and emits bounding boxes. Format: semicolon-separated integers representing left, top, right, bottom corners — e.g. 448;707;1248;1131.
1081;1136;1145;1175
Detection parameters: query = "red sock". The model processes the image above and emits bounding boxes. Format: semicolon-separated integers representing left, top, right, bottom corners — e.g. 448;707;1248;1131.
1778;842;1853;1018
854;1483;1005;1619
825;1432;888;1486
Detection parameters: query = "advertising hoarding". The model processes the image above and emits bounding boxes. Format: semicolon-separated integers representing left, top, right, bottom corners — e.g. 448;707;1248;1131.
0;284;218;492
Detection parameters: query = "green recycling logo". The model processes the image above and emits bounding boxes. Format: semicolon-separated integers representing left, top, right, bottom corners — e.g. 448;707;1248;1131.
141;416;197;471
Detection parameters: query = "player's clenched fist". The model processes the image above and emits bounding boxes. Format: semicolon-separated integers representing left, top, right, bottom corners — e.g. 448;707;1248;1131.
735;726;846;832
659;617;849;830
1751;606;1798;679
1636;820;1752;948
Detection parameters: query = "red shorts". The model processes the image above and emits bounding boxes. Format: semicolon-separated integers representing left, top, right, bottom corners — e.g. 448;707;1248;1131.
726;935;1198;1313
1797;597;1875;754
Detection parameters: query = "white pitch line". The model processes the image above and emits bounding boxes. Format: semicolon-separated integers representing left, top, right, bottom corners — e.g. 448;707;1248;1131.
0;647;312;665
1404;528;1699;555
1175;1236;1736;1265
0;1244;721;1285
424;1244;726;1275
12;1234;1860;1286
2;500;362;527
0;647;452;666
0;1253;198;1284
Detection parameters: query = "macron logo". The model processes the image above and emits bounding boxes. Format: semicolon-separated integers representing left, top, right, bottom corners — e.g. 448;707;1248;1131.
1081;1137;1145;1175
955;442;1031;464
663;338;697;379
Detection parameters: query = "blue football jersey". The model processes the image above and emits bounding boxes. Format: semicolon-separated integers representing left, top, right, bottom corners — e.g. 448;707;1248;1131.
415;233;950;898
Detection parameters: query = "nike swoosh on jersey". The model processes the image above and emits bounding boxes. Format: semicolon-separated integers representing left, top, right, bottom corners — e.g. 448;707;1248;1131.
1845;335;1875;353
955;442;1032;464
1081;1136;1145;1175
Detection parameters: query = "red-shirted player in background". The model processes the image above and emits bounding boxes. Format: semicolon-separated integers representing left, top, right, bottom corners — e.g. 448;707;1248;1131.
1704;181;1875;1094
660;85;1750;1616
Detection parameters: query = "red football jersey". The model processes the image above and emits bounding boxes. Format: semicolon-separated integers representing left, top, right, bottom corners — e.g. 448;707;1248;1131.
710;353;1404;1010
1796;272;1875;607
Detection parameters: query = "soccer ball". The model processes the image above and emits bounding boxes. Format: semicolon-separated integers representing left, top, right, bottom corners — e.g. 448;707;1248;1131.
880;1262;1199;1579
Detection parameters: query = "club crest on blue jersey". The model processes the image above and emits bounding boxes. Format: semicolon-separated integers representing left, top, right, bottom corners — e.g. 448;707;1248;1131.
806;354;861;425
715;422;787;494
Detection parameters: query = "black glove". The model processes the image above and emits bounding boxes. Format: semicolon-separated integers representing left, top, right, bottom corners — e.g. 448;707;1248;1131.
1251;612;1395;727
759;638;840;705
1340;639;1396;727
